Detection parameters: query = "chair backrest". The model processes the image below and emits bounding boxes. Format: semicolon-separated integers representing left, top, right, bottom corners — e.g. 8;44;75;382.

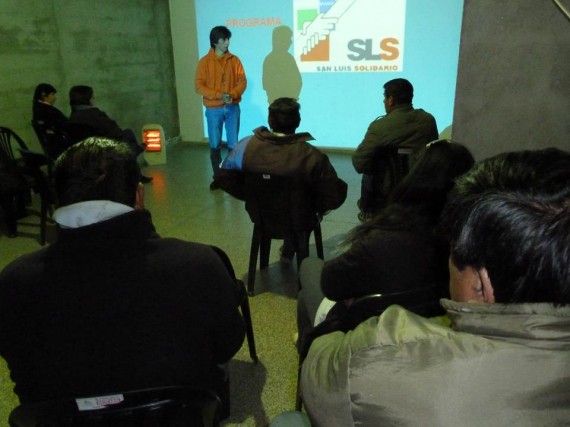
17;148;54;200
0;127;29;163
243;172;319;238
298;286;442;362
9;386;222;427
370;146;412;210
340;286;442;331
31;120;73;160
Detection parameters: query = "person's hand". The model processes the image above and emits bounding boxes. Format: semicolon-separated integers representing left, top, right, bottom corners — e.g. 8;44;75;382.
221;93;232;105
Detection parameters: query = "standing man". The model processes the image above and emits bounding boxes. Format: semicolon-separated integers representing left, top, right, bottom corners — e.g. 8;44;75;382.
352;78;438;219
196;25;247;191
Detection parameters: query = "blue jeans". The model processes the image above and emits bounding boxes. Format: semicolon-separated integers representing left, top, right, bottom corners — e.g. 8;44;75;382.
205;104;241;176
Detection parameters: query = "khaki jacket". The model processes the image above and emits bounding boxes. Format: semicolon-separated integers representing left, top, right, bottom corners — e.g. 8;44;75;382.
301;301;570;426
352;105;438;174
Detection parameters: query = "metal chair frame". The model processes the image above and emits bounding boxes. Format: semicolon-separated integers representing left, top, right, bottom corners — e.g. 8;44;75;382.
9;386;223;427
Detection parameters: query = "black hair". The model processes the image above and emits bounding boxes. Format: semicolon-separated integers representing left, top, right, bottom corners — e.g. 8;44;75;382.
33;83;57;103
268;97;301;134
441;148;570;304
69;85;94;107
32;83;57;111
54;137;141;207
383;78;414;105
209;26;232;48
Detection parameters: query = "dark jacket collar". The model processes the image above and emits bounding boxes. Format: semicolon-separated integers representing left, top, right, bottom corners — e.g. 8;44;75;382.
253;126;315;145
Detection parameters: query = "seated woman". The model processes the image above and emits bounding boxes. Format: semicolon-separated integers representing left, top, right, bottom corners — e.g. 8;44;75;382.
32;83;69;133
297;140;475;344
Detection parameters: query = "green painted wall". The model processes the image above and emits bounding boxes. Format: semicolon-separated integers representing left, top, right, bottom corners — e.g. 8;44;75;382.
0;0;178;151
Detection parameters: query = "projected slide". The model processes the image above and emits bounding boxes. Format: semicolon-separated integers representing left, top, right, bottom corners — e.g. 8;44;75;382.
194;0;463;149
294;0;405;73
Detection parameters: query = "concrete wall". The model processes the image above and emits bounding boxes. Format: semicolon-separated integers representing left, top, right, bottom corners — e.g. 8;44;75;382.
453;0;570;160
169;0;204;142
0;0;178;151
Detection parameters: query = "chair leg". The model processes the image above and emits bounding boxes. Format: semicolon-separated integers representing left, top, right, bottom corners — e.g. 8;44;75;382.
295;360;303;411
295;232;310;269
259;235;271;269
239;288;258;363
40;197;47;246
248;228;261;296
314;224;324;260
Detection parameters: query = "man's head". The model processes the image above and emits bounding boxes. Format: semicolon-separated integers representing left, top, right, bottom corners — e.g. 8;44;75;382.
209;25;231;54
54;137;142;208
442;148;570;305
383;78;413;113
69;85;94;107
268;97;301;134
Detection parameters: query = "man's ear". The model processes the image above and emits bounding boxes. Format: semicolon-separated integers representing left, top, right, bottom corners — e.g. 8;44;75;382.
134;183;145;210
478;268;495;303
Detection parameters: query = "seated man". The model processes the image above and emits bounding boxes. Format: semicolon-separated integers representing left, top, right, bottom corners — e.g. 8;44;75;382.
68;85;152;182
352;78;438;219
0;138;245;417
216;97;348;261
300;148;570;426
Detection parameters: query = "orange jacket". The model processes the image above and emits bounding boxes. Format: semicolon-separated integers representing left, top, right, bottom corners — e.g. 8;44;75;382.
195;48;247;108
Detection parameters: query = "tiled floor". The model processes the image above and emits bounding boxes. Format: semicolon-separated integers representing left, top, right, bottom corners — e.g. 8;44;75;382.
0;141;361;426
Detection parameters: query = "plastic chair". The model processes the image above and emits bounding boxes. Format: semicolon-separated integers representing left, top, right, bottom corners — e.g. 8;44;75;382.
31;119;74;160
243;172;324;296
16;148;56;245
0;145;30;237
209;245;258;363
358;147;412;219
0;126;29;164
0;127;52;237
9;386;222;427
295;286;443;410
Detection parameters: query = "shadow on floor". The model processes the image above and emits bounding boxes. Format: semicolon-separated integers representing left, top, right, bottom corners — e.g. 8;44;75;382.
226;359;269;426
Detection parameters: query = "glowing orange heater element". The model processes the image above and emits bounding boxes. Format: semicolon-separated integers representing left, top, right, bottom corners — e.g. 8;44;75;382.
143;129;162;152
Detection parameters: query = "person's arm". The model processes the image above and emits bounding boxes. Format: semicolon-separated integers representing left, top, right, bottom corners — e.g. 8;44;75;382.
300;317;380;427
227;56;247;100
320;235;383;301
216;169;245;200
48;105;70;132
92;109;125;141
195;58;221;101
312;156;348;213
352;120;388;174
204;248;246;363
215;136;250;200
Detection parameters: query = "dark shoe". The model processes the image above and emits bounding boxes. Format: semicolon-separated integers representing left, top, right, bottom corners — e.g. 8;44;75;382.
210;180;221;191
140;175;153;184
